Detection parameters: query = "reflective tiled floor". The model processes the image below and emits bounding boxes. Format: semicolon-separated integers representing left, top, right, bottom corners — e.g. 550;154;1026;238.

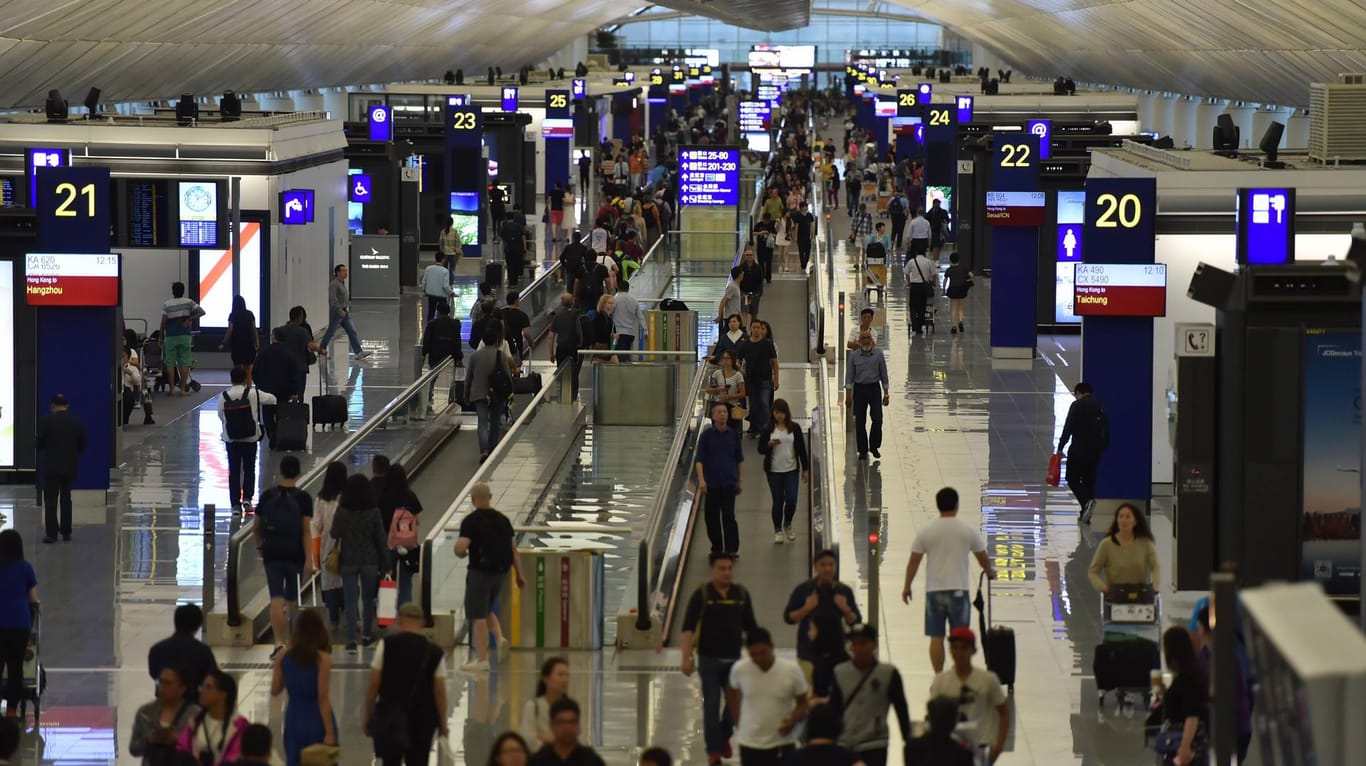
0;184;1234;766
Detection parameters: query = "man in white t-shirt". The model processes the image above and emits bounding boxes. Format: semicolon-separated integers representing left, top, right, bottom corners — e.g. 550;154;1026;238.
928;627;1010;763
727;627;808;765
901;487;995;673
590;225;609;257
845;307;880;350
717;266;744;326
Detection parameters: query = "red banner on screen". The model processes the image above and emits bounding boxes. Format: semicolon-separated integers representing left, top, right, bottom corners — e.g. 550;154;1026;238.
26;274;119;306
1073;284;1166;317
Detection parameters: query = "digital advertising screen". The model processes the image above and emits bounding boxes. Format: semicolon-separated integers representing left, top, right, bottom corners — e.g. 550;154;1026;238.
677;148;740;206
1054;190;1086;324
197;220;262;327
25;252;121;306
0;261;13;466
985;191;1046;226
747;49;781;69
1237;187;1295;265
1300;329;1362;597
177;181;220;248
449;191;480;247
1074;263;1167;317
926;185;952;216
125;179;170;248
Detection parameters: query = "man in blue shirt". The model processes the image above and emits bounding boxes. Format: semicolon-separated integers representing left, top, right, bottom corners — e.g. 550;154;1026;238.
695;401;745;555
845;330;889;460
420;254;454;322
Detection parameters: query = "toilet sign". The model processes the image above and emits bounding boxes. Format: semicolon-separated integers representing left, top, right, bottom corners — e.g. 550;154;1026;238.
1176;323;1215;357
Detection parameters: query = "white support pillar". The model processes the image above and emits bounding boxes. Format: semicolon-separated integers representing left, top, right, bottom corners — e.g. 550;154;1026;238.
1224;104;1257;150
1137;92;1159;134
1151;94;1176;140
1194;99;1229;149
288;90;324;113
322;89;351;121
1172;96;1200;149
257;93;295;112
1286;109;1310;149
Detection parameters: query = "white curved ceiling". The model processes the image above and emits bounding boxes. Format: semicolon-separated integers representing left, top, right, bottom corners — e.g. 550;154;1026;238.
890;0;1366;108
0;0;625;108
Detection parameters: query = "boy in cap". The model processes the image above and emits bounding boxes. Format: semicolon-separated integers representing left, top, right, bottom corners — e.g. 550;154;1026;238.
927;627;1010;764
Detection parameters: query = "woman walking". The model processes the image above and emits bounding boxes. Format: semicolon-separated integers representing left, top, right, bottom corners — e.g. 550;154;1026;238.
711;315;746;364
378;463;424;607
439;218;464;277
706;350;747;429
591;295;617;360
330;474;388;653
757;399;809;544
130;666;200;764
942;253;973;335
218;296;259;384
519;656;569;747
176;671;250;766
271;610;337;766
1088;502;1160;597
775;212;793;272
0;530;37;717
311;462;347;630
1156;626;1208;765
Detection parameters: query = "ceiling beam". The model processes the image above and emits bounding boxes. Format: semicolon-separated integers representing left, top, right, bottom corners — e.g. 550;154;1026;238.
603;6;933;28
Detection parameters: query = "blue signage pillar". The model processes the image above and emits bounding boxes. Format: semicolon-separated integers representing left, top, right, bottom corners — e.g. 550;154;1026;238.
987;133;1041;358
612;92;634;145
543;90;571;192
34;166;115;492
923;104;958;212
445;97;485;261
1081;178;1159;510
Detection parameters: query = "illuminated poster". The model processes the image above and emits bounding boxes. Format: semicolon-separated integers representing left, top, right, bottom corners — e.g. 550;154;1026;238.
0;261;13;466
197;221;262;327
1300;331;1362;597
1055;190;1085;324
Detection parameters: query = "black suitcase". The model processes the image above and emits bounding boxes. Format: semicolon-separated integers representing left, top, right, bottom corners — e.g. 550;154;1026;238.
275;401;310;451
974;572;1017;692
513;371;542;395
1093;637;1158;693
660;297;689;311
311;377;347;430
484;260;504;290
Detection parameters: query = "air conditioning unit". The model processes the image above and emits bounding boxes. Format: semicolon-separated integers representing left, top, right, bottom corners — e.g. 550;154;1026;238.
1307;77;1366;162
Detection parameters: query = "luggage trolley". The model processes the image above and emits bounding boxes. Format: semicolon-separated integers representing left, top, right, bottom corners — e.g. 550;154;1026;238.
1093;586;1161;712
15;606;44;724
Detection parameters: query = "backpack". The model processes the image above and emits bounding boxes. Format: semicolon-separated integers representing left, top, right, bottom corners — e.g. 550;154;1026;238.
487;361;514;403
576;312;594;350
865;240;887;262
257;488;303;561
222;388;259;441
888;195;906;217
388;507;419;550
660;298;689;311
473;511;514;573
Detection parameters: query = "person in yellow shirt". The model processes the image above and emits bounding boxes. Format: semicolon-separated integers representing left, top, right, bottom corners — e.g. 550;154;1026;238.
1087;503;1160;596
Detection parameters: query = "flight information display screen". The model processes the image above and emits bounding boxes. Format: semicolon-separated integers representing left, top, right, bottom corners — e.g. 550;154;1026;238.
25;252;121;306
126;179;171;247
177;181;220;248
1074;263;1167;317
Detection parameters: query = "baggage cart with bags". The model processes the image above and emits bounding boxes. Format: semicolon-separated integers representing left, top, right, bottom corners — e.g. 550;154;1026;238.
1092;586;1161;710
311;376;347;430
974;571;1016;694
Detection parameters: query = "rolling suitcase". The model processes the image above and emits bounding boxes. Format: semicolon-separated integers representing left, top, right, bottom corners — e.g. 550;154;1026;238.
974;572;1016;693
513;370;543;395
275;401;310;451
311;376;347;430
483;259;504;291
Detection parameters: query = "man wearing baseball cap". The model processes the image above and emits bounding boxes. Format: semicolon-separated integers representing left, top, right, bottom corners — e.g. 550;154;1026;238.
927;627;1010;764
825;624;911;766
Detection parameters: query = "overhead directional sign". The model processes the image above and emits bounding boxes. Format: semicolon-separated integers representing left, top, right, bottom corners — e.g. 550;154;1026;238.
678;147;739;206
349;173;372;204
368;105;391;142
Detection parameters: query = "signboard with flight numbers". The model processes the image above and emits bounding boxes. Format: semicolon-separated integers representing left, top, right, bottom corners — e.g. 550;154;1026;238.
1084;178;1157;265
991;133;1041;191
896;89;917;117
678;148;740;206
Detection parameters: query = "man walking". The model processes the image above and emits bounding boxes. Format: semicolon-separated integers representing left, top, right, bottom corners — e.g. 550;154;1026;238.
501;212;528;288
610;280;646;354
364;603;449;766
147;603;219;701
499;291;534;362
928;628;1010;764
421;253;454;323
783;549;861;697
727;627;809;766
696;402;745;555
845;331;888;460
905;247;936;337
739;320;779;437
826;624;912;766
251;329;299;449
846;308;879;350
464;323;514;462
421;301;463;408
887;191;909;253
850;204;874;261
680;553;758;766
280;306;321;399
926;197;951;259
454;482;524;671
160;281;205;395
1057;381;1109;522
717;267;744;327
218;366;276;512
254;455;313;658
900;487;995;673
792;202;816;270
738;249;765;321
548;293;590;400
36;393;86;544
907;208;931;259
528;698;608;766
319;265;370;360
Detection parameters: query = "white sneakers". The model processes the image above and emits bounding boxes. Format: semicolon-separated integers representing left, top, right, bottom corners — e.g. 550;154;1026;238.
459;658;489;673
786;527;796;541
774;531;785;544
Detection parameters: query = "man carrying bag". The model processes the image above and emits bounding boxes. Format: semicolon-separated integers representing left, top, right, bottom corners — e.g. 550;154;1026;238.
364;603;449;766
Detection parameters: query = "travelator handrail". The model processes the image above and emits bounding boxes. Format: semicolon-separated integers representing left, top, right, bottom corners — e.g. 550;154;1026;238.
225;231;586;629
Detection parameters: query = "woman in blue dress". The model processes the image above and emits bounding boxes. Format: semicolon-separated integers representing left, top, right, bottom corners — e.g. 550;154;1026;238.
270;609;337;766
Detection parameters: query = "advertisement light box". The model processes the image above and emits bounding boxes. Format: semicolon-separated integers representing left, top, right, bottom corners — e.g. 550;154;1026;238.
25;252;121;306
1074;263;1167;317
678;148;739;206
985;191;1046;226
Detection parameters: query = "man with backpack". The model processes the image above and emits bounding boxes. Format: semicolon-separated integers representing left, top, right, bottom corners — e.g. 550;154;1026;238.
254;454;314;658
887;192;909;254
1057;381;1109;522
575;254;609;313
217;366;276;513
783;549;862;698
548;293;592;401
454;482;524;672
680;553;758;766
464;323;515;463
421;301;463;409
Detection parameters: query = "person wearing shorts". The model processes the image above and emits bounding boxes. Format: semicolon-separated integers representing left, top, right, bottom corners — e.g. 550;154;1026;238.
454;482;525;672
900;487;996;674
254;455;313;658
160;281;204;395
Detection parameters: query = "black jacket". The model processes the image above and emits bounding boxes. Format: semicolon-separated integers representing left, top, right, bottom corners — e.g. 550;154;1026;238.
1059;395;1109;458
147;632;218;698
422;316;464;368
36;410;86;478
757;422;810;474
251;343;299;399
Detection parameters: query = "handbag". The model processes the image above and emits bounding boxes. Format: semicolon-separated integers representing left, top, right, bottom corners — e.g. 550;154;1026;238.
1046;453;1062;486
300;744;340;766
323;539;341;575
729;404;749;421
1154;721;1207;759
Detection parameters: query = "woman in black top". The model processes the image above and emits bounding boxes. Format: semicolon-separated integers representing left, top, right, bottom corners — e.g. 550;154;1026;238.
219;296;259;383
941;253;974;335
591;294;617;359
378;464;423;609
1159;626;1208;765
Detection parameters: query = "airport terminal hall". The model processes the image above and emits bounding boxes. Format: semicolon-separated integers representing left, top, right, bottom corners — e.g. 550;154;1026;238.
3;2;1366;765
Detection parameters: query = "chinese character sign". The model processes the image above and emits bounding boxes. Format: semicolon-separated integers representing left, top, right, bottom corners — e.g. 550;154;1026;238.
677;148;740;206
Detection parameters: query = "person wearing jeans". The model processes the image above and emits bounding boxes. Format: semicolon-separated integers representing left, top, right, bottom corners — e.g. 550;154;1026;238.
695;402;744;555
680;553;757;765
738;320;778;437
319;265;370;359
217;367;276;511
756;398;809;543
330;474;388;652
463;323;513;462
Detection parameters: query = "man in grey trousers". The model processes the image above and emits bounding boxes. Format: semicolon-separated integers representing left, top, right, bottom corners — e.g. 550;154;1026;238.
318;264;370;359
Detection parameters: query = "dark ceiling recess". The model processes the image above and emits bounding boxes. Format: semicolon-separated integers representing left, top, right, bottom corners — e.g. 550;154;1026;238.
651;0;812;32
